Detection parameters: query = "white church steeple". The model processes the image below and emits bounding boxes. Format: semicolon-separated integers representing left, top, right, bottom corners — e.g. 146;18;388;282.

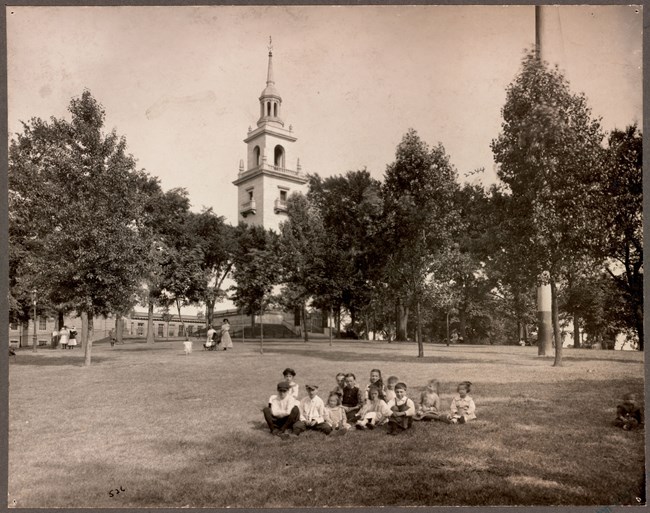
233;39;308;232
258;37;284;127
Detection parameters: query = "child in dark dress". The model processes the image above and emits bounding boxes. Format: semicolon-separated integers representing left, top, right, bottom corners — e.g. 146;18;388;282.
341;373;365;422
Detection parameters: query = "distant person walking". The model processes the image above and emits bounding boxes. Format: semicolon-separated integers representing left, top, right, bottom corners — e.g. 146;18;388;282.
68;326;78;349
220;319;233;351
59;326;70;349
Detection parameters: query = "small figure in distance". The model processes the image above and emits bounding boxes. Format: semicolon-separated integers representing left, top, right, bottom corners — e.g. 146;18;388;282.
59;325;70;350
282;368;299;399
263;381;302;440
386;382;415;435
68;326;78;349
414;379;444;421
614;392;644;431
325;392;350;434
295;384;332;436
204;324;216;350
447;381;476;424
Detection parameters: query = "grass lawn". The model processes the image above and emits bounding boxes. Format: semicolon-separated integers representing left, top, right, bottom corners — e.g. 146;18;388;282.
8;338;645;508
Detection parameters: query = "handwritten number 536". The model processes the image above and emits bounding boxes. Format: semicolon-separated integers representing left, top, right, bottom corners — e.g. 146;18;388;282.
108;486;125;497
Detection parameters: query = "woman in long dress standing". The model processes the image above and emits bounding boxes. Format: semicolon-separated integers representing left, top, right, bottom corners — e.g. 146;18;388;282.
220;319;233;351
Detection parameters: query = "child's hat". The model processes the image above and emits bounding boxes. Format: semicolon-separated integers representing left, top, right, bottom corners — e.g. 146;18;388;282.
277;382;290;391
305;384;319;390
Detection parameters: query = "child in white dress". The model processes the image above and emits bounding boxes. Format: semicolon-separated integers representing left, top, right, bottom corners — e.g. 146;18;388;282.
447;381;476;424
325;392;350;433
355;386;392;429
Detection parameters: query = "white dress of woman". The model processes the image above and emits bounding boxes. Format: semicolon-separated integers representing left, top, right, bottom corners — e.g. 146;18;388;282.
220;320;233;350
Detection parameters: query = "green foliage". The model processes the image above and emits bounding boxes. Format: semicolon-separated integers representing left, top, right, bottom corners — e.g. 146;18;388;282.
382;129;460;351
230;224;281;316
307;170;385;326
491;51;610;362
599;125;643;348
187;209;236;325
9;90;152;324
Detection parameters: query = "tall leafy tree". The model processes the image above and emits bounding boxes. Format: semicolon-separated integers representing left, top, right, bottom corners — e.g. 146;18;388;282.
382;129;460;356
188;209;236;327
600;125;643;349
491;51;606;366
138;186;193;344
9;90;153;364
278;193;325;341
230;224;281;352
308;170;385;334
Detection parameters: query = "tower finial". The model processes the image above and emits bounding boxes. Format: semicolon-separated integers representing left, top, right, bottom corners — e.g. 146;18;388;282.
268;36;273;55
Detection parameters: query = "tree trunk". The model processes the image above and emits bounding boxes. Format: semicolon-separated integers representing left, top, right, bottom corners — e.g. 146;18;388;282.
146;301;155;344
336;307;341;337
116;316;124;343
329;307;333;347
176;299;187;338
82;311;92;366
416;300;424;357
364;313;370;341
20;321;28;348
301;304;309;342
551;281;563;367
260;303;264;355
396;300;409;341
300;303;309;342
459;307;467;343
635;304;644;351
206;299;215;327
573;315;580;348
57;311;64;347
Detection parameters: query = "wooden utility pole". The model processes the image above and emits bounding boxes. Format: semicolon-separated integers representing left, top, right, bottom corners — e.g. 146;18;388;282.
534;5;554;356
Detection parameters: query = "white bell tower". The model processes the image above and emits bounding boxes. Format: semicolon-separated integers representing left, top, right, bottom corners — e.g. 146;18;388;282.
233;38;307;232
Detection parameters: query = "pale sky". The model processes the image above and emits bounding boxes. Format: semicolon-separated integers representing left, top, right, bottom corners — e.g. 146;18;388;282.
8;5;642;226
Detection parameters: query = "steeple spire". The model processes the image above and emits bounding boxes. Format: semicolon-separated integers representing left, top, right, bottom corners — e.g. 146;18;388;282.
258;36;283;127
266;36;275;86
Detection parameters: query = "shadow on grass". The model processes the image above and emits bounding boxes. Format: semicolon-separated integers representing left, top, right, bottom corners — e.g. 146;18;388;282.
10;354;112;366
557;355;643;365
261;347;544;366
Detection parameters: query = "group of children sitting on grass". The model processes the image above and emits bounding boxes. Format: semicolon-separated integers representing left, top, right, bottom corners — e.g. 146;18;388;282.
262;368;476;439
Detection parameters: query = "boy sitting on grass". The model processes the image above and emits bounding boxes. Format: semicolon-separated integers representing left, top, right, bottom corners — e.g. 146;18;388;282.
295;384;332;436
262;381;301;440
614;392;644;431
386;382;415;435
